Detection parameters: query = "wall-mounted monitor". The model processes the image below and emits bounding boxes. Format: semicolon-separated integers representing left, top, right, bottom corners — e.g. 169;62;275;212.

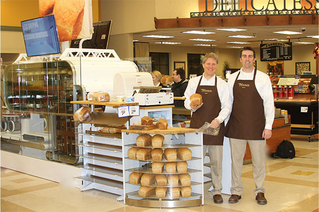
70;20;112;49
21;15;61;57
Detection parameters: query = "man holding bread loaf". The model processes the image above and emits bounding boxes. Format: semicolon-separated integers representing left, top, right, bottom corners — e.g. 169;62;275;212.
226;47;274;205
184;52;231;204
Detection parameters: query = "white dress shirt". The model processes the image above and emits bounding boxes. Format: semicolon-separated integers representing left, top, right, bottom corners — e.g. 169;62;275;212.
184;75;231;124
227;69;275;130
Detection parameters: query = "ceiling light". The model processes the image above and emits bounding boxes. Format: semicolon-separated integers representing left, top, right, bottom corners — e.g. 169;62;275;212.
143;35;174;39
133;40;139;42
216;28;247;32
189;38;215;42
264;38;278;41
227;41;250;44
182;30;215;35
274;31;302;35
294;41;315;45
155;41;181;45
228;35;255;38
194;44;215;47
226;46;243;48
307;35;319;39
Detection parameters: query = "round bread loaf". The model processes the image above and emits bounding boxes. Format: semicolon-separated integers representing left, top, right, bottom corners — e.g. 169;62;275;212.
73;106;93;122
190;93;203;107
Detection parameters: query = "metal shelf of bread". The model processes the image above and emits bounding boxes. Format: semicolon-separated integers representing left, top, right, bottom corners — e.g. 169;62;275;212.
122;126;204;208
70;100;139;197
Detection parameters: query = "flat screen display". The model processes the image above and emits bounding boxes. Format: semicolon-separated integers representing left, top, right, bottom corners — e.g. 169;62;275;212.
70;20;112;49
21;15;61;57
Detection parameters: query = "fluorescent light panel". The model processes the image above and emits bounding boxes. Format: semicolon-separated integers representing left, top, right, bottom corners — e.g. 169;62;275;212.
228;35;255;38
182;30;215;35
189;38;215;42
217;28;247;32
227;41;250;44
274;31;302;35
143;35;174;39
155;41;181;45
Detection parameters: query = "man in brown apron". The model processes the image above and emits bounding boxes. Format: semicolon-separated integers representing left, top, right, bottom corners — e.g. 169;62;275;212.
184;52;231;204
226;47;274;205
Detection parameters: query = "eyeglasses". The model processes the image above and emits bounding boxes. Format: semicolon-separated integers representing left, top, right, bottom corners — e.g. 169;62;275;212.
242;54;254;58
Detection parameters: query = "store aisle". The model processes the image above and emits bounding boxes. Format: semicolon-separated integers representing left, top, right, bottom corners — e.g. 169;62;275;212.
1;135;318;212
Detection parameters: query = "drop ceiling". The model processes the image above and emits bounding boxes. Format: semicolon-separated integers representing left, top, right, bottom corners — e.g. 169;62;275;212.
133;25;319;49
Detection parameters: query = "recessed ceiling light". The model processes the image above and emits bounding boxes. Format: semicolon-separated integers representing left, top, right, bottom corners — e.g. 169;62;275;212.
155;41;181;45
133;40;139;42
217;28;247;32
274;31;302;35
143;35;174;39
294;41;315;45
228;35;255;38
194;44;215;47
227;41;250;44
182;30;215;35
226;46;243;48
307;35;319;39
189;38;215;42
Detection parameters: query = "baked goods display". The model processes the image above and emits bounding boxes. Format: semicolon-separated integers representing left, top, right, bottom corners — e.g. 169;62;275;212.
190;93;203;108
124;130;202;202
73;106;93;122
129;117;169;130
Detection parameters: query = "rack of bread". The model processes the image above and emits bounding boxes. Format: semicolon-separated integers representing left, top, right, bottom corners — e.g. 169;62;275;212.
122;127;204;208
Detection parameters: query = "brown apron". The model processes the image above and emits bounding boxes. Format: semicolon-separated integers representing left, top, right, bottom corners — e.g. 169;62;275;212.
225;70;265;140
190;76;224;145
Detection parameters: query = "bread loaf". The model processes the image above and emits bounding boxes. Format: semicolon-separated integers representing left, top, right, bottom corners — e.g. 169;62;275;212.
167;175;179;187
151;148;163;161
190;93;203;107
164;148;177;161
151;134;165;148
99;126;124;134
138;186;155;197
128;147;139;159
155;175;167;186
136;148;151;161
129;172;143;184
73;106;93;122
141;116;153;125
169;187;180;199
39;0;55;16
92;92;110;102
165;162;176;174
176;161;188;173
156;118;168;130
53;0;85;41
179;173;191;186
177;147;192;160
156;187;167;198
140;173;155;186
180;186;192;198
136;134;152;147
152;162;164;173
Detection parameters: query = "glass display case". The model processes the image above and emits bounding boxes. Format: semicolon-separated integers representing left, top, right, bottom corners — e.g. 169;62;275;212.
1;58;83;164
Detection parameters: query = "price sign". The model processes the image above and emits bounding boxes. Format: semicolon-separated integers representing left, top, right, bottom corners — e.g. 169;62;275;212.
117;105;140;117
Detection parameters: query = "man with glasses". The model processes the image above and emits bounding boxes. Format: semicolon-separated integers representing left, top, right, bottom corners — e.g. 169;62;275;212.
226;46;274;205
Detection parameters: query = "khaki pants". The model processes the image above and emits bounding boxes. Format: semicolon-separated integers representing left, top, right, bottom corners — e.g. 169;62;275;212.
229;138;266;196
204;145;223;195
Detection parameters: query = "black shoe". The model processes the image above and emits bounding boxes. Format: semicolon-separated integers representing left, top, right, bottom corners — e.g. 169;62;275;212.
228;194;241;204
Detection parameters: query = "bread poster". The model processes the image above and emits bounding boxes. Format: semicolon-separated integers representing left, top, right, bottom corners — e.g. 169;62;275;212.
39;0;93;42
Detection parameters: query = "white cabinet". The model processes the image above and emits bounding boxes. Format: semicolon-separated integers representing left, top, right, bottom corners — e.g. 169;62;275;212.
122;127;204;208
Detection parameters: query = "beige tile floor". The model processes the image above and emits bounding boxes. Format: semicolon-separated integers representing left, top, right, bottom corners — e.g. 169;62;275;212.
1;134;318;212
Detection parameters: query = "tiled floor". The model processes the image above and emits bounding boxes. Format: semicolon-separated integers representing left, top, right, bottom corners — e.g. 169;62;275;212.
1;134;318;212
